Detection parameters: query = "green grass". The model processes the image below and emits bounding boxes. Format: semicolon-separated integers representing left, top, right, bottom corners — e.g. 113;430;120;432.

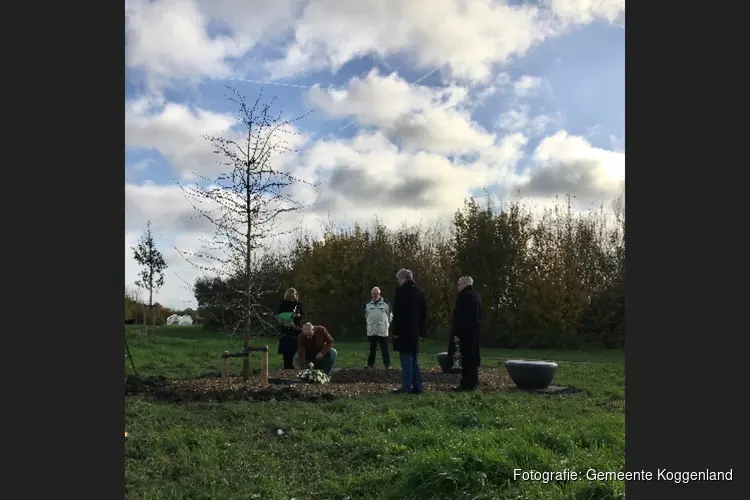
125;325;625;500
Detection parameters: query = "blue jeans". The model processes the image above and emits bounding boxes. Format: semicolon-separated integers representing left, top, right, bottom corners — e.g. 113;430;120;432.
399;352;423;392
294;348;337;374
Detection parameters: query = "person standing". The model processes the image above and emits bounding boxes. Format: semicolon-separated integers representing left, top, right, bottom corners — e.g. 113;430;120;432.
391;269;427;394
364;286;392;369
451;276;482;391
277;287;304;370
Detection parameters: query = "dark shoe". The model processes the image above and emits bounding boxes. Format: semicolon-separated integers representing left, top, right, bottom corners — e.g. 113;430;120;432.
411;387;423;395
385;365;392;370
364;365;373;369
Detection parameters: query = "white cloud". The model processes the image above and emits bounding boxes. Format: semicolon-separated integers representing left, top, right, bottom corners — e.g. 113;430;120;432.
269;0;550;82
473;72;513;101
513;75;553;99
125;93;311;179
126;0;246;86
513;130;624;203
125;182;217;234
304;132;523;214
269;0;624;82
125;0;302;87
287;129;530;229
125;97;237;178
544;0;625;26
495;105;561;136
308;69;495;154
492;75;557;137
585;124;624;153
129;159;153;172
126;1;624;89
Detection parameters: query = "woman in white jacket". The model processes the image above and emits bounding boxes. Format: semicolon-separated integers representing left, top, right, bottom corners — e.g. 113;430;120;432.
364;286;392;369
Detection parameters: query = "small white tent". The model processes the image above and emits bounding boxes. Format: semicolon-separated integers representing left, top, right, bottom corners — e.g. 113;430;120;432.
166;314;180;326
177;315;194;326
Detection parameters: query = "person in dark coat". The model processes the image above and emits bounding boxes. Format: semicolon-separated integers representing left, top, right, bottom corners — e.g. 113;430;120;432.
450;276;482;390
391;268;427;394
277;287;304;369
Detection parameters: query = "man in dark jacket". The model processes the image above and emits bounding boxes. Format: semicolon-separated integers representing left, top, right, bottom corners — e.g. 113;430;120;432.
391;268;427;394
450;276;482;390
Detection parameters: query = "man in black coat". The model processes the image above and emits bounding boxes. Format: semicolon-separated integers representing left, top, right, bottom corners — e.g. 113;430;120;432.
450;276;482;390
391;268;427;394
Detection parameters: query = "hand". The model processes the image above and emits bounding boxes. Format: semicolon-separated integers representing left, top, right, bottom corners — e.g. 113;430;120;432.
315;353;323;360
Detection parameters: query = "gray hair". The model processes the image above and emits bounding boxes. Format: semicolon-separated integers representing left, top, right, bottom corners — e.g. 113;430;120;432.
459;276;474;286
371;286;381;294
396;268;413;281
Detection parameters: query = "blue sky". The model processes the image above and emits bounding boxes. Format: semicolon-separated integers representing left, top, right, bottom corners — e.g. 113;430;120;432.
125;0;624;309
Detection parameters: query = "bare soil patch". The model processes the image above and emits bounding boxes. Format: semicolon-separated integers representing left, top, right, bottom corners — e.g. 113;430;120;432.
125;367;521;403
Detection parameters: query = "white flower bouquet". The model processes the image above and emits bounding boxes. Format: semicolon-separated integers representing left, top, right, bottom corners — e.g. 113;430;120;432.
297;362;331;384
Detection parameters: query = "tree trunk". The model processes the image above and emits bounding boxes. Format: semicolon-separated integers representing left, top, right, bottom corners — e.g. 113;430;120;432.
148;287;154;334
243;278;251;380
141;304;147;335
242;171;252;381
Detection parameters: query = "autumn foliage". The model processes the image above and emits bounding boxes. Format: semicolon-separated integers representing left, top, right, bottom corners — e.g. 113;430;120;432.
195;196;624;349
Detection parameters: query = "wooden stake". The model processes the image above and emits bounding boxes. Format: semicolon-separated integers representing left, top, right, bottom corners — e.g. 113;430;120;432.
221;351;229;384
261;345;269;386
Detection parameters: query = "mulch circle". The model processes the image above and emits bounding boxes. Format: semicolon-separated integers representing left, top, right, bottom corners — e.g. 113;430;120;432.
125;367;576;403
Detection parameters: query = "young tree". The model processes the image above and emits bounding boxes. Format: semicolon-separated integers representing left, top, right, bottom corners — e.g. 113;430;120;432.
181;87;314;379
132;221;168;332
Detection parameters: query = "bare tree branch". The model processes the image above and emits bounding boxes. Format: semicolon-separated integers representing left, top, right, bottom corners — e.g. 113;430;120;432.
177;86;318;379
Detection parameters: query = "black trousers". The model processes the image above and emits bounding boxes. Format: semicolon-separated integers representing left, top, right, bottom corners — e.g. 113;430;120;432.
278;335;297;369
367;335;391;367
282;353;295;369
461;362;479;389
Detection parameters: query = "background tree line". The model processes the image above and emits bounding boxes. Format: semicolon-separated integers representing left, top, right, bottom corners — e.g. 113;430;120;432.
124;287;200;326
193;195;624;349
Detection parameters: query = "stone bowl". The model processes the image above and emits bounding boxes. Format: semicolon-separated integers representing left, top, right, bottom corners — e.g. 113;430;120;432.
437;352;460;374
504;359;558;390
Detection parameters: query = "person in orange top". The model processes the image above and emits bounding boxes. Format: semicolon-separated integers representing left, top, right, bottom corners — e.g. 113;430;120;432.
295;322;338;374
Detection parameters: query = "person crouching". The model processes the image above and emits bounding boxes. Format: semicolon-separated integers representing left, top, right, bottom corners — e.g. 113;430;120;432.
295;322;338;374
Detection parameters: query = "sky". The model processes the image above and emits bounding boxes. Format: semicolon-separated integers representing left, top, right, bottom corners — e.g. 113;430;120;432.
125;0;625;310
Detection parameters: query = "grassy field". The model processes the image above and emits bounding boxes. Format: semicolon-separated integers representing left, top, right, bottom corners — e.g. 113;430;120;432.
125;326;625;500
